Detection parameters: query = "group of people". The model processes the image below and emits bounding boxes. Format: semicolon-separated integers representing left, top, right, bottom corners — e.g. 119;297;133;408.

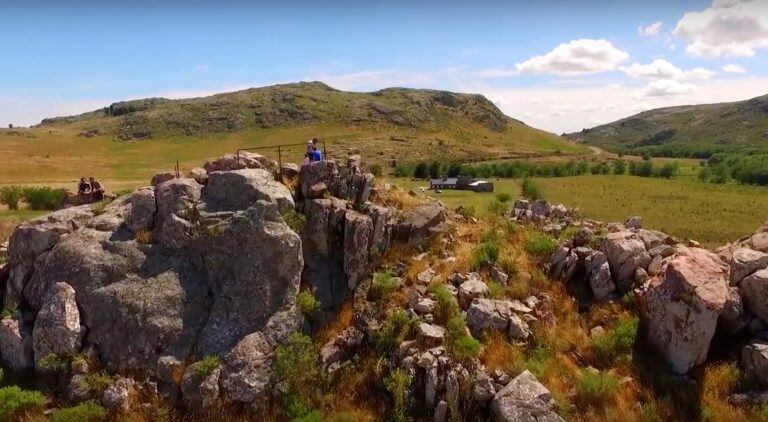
303;138;324;165
77;177;105;201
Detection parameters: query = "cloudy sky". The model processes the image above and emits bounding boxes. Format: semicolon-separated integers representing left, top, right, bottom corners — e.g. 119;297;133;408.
1;0;768;133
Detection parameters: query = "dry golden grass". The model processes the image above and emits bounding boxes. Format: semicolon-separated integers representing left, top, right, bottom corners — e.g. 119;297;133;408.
0;219;18;244
315;301;356;346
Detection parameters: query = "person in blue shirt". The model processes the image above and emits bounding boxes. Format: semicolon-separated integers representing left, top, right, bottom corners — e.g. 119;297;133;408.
312;146;323;162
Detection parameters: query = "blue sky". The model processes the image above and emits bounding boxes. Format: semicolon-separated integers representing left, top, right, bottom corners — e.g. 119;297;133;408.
1;0;767;132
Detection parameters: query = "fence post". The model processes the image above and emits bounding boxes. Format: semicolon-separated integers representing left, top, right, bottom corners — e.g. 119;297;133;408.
277;146;283;181
323;141;327;160
175;160;180;179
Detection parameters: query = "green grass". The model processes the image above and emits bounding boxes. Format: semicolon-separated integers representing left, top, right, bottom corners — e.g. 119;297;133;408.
0;386;47;420
0;209;48;222
394;174;768;247
51;401;106;422
193;355;221;376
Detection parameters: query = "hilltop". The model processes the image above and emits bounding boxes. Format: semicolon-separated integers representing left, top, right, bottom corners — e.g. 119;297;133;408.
0;82;583;184
565;93;768;157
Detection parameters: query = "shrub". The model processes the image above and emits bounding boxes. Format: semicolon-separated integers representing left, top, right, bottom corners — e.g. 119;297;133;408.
590;316;638;366
373;310;413;357
283;210;307;234
655;162;679;179
368;163;383;177
393;165;412;178
413;162;429;179
23;186;67;210
0;386;47;420
428;284;460;324
51;401;107;422
84;372;113;395
456;205;476;219
371;271;400;299
297;290;320;316
521;178;541;200
445;316;481;360
38;353;70;373
428;161;441;179
0;185;23;210
471;237;501;270
576;371;619;406
486;199;507;216
487;281;505;299
495;192;512;203
612;160;627;175
524;233;557;257
275;333;325;417
90;199;111;216
193;355;221;376
446;162;462;177
384;369;413;422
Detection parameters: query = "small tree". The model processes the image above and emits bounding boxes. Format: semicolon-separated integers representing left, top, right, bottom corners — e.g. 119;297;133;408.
0;186;24;210
612;160;627;175
521;178;542;200
413;162;429;179
447;162;462;177
428;161;441;179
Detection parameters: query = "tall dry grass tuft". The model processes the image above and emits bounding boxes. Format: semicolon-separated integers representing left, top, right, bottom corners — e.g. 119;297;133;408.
315;301;356;346
0;220;19;244
134;228;153;245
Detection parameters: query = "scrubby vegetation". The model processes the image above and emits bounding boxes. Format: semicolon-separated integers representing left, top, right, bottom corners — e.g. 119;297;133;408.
0;386;47;420
283;210;307;234
50;401;106;422
297;290;321;316
193;355;221;376
22;186;67;210
0;185;23;210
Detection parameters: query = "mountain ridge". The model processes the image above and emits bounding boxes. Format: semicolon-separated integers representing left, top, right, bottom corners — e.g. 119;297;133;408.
565;93;768;157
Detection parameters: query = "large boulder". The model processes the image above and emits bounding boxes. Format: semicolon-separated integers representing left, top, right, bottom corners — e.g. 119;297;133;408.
202;168;294;214
584;251;615;299
742;333;768;386
491;370;563;422
181;361;221;415
466;299;529;340
741;269;768;324
203;152;271;173
343;211;373;291
153;178;202;249
0;316;33;371
32;282;83;368
731;248;768;285
301;198;348;312
458;273;489;309
752;232;768;253
600;231;646;288
124;188;156;233
220;331;274;405
396;204;447;245
641;248;729;374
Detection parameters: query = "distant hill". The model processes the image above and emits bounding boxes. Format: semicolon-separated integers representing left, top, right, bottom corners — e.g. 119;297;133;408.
39;81;539;141
565;94;768;157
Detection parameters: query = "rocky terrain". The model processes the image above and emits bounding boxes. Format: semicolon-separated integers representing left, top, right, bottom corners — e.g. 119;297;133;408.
3;151;768;420
566;93;768;156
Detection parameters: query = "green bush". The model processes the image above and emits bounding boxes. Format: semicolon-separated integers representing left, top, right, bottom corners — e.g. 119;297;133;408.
413;162;429;179
368;163;383;177
0;185;24;210
23;186;67;210
524;233;557;257
471;238;501;270
393;165;412;178
612;160;627;175
37;353;70;373
456;205;476;219
495;192;512;203
371;271;400;299
521;178;542;200
590;316;638;366
0;386;47;420
384;369;413;422
445;316;481;361
576;371;619;406
428;284;460;324
487;281;505;299
193;355;221;377
373;310;413;357
90;199;111;216
297;290;320;316
283;210;307;234
275;333;325;418
486;199;507;216
51;401;106;422
84;371;113;395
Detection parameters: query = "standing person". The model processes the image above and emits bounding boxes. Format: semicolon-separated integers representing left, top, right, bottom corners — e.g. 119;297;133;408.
77;177;91;195
302;152;312;165
89;177;105;201
306;138;316;155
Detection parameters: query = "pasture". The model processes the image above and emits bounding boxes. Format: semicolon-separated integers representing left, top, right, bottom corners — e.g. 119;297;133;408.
394;176;768;247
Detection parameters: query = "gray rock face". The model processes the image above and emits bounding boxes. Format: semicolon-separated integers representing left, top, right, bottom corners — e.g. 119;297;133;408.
530;200;551;219
153;178;202;249
32;282;83;368
601;231;646;289
397;204;447;245
458;273;488;308
202;168;294;214
742;269;768;324
301;198;348;312
0;316;33;371
585;251;615;299
344;211;373;290
125;188;156;233
752;232;768;253
181;362;221;414
204;152;271;173
474;370;496;403
466;298;528;339
491;370;563;422
220;332;273;404
743;334;768;386
102;376;135;413
151;172;176;186
720;287;749;334
625;216;643;230
188;167;209;185
731;248;768;285
641;248;728;374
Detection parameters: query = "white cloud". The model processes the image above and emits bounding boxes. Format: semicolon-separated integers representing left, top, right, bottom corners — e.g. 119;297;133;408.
723;63;747;74
673;0;768;58
638;22;663;37
637;79;697;97
515;39;630;76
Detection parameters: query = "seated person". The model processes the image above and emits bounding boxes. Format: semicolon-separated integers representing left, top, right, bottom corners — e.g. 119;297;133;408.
312;146;323;162
77;177;91;195
303;152;312;165
89;177;105;201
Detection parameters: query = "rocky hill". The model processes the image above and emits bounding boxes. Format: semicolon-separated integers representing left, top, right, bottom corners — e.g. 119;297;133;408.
39;82;528;141
566;94;768;157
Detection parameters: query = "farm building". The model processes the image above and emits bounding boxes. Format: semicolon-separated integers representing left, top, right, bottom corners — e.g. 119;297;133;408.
429;175;494;192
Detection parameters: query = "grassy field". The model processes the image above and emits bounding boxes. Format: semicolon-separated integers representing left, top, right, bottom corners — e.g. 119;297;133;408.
395;175;768;247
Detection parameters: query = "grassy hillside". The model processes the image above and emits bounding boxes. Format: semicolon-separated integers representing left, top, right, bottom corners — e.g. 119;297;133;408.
0;82;584;185
566;94;768;157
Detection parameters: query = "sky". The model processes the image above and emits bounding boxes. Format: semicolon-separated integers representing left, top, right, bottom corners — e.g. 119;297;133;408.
1;0;768;133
